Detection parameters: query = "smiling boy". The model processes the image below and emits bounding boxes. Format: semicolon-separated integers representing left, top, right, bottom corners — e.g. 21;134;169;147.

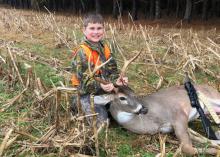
71;13;128;127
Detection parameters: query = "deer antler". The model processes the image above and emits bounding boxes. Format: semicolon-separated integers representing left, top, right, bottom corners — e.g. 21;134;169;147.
87;53;112;85
87;49;142;85
118;49;142;77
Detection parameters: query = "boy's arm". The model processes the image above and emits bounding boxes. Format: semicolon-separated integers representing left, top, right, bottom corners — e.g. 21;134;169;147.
71;48;102;95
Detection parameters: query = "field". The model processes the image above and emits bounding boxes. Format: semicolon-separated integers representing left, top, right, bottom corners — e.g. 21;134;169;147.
0;6;220;157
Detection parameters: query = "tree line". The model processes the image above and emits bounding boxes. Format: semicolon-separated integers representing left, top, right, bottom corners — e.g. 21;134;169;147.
1;0;220;22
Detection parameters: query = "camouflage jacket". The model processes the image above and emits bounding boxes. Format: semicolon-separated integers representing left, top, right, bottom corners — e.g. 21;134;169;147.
71;38;119;95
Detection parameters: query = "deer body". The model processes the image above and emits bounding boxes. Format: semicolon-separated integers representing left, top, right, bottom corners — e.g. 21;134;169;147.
109;84;220;155
88;48;220;155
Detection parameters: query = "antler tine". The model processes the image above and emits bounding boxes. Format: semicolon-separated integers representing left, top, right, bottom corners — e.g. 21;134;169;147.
87;52;112;84
92;57;112;76
87;48;142;85
120;49;142;77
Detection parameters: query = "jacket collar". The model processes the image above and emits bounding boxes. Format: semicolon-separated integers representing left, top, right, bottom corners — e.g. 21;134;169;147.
83;37;105;53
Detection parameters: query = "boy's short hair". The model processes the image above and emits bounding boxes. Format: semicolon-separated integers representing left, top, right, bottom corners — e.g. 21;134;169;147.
83;13;104;27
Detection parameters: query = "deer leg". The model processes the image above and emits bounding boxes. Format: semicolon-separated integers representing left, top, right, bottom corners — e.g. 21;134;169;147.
189;128;220;155
173;114;197;155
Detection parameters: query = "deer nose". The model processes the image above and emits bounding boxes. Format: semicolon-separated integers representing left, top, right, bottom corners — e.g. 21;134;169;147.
134;104;148;115
136;106;148;115
139;107;148;114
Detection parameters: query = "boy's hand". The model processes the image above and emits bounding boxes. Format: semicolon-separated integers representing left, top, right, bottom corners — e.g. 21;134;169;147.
100;83;115;92
116;76;128;86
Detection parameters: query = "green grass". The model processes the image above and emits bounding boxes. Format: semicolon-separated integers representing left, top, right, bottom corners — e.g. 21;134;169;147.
147;73;160;85
117;144;134;157
210;65;220;74
14;42;70;65
0;79;24;106
34;63;64;87
98;126;158;157
0;111;17;124
195;71;217;84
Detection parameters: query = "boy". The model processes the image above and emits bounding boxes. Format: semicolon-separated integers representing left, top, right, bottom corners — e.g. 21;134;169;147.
71;13;128;127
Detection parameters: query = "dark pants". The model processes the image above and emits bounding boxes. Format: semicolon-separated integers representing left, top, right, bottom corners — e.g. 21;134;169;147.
72;94;108;127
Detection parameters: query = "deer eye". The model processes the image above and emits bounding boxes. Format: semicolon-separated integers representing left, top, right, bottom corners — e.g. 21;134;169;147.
119;97;126;101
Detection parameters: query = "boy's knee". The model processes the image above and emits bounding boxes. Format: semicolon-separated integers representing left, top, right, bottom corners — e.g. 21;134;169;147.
71;94;109;127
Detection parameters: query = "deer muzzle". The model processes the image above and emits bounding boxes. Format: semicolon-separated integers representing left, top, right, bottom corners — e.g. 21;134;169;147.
135;104;148;115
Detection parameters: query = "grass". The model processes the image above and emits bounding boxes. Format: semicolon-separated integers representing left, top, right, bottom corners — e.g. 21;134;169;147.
98;126;157;157
14;41;71;64
117;144;134;157
147;73;160;85
34;63;64;87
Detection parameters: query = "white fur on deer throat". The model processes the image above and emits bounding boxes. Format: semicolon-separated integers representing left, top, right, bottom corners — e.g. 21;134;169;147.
116;104;142;123
188;100;205;121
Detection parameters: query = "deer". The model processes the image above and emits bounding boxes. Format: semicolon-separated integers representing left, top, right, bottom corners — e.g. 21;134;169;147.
87;50;220;156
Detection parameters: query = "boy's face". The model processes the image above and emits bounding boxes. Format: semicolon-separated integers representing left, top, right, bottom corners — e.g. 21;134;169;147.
83;23;104;43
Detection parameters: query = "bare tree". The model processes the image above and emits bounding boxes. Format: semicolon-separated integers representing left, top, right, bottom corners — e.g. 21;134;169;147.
149;0;154;19
202;0;208;20
113;0;123;19
95;0;100;13
131;0;138;20
184;0;192;22
155;0;161;19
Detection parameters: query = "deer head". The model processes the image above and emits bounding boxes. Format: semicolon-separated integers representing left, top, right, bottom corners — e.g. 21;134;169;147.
111;86;148;114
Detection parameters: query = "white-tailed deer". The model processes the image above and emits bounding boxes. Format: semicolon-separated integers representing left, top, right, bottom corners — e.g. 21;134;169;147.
88;50;220;156
108;84;220;155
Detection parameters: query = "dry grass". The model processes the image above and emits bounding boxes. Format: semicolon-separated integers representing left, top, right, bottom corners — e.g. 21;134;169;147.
0;6;220;156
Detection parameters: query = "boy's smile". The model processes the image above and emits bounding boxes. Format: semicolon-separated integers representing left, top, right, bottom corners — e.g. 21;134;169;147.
83;23;104;43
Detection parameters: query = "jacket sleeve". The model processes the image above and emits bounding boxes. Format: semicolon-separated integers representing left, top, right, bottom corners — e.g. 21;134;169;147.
71;48;102;95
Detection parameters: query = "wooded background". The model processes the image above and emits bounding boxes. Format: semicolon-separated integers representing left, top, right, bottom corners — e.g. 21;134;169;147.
1;0;220;22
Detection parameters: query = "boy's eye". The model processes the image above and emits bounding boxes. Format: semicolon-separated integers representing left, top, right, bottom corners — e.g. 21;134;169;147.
97;27;103;30
88;27;103;31
89;27;95;30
